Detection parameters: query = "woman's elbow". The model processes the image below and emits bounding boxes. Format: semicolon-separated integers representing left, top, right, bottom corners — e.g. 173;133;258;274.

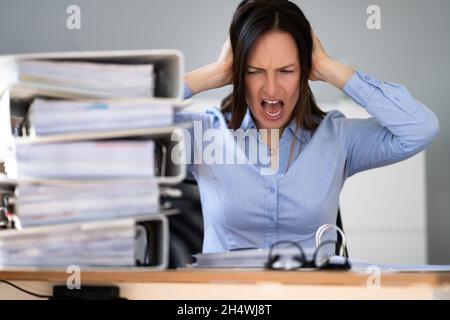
422;111;440;146
397;110;439;154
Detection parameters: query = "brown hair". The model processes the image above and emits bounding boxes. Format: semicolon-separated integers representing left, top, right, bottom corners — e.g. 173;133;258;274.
221;0;325;131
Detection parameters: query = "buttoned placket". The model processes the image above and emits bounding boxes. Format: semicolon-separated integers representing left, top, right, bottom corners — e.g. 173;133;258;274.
263;173;278;248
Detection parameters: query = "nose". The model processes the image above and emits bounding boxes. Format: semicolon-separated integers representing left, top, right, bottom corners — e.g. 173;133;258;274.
262;73;278;98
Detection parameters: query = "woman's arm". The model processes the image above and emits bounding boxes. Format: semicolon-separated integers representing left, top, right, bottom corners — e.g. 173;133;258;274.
184;36;233;97
341;71;439;177
184;62;231;97
311;33;440;177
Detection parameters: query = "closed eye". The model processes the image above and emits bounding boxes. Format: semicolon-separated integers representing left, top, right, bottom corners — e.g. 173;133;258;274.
247;69;294;75
247;70;263;75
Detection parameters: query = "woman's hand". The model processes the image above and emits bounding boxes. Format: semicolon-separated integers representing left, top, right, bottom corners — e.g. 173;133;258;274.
309;31;330;82
215;35;233;86
185;35;234;96
309;31;355;89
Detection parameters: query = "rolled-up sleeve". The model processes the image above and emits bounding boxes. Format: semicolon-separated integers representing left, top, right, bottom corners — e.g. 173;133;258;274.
341;71;439;177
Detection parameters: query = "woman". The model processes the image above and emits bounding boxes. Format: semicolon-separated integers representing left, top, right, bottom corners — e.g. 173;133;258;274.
176;0;439;253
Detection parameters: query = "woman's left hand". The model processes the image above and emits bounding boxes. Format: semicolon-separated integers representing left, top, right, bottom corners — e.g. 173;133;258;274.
309;31;330;82
309;31;355;89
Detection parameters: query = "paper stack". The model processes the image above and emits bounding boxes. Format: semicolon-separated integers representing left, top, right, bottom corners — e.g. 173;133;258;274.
192;247;346;270
28;98;173;136
16;60;155;97
0;218;137;268
15;179;159;227
192;247;315;269
14;140;155;180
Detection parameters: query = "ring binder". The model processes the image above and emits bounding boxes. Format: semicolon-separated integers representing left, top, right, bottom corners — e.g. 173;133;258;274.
315;224;348;257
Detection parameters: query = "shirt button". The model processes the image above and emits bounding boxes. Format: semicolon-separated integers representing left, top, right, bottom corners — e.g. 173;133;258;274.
364;75;370;81
270;187;276;193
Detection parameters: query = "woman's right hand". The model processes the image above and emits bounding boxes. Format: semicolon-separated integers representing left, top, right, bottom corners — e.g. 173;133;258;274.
215;35;233;87
185;35;234;96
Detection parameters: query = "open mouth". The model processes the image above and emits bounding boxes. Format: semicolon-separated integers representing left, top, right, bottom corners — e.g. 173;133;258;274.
261;99;284;121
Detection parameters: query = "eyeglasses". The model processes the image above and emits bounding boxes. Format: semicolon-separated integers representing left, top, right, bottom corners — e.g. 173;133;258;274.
264;240;351;271
265;224;351;271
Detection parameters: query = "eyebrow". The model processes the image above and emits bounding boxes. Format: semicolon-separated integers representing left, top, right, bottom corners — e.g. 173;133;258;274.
247;64;296;70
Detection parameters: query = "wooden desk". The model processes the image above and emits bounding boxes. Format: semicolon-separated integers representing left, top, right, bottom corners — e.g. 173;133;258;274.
1;269;450;300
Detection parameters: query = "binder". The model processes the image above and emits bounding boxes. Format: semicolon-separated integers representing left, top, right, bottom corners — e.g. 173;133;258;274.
14;179;160;227
0;213;171;270
0;49;187;100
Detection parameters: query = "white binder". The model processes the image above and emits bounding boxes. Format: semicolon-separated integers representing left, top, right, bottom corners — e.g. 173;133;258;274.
0;213;171;271
0;49;187;100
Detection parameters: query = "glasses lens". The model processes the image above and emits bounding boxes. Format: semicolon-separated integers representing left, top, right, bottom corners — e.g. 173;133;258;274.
314;241;337;268
269;242;304;270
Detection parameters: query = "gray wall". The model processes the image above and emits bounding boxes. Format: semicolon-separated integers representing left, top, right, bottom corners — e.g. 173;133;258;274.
1;0;449;263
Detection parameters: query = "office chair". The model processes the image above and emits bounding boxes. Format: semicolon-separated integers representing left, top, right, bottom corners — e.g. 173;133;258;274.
167;179;203;268
336;208;349;258
168;179;349;268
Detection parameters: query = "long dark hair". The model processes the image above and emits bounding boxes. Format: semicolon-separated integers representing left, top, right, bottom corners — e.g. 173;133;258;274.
221;0;325;131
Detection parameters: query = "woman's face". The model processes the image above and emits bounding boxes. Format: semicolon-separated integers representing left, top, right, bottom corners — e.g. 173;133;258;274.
245;30;300;132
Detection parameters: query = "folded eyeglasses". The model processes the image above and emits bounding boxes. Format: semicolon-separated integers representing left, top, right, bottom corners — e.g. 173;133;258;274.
265;224;351;271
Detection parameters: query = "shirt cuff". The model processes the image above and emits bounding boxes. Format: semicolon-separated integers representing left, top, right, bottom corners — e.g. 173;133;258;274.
183;84;193;99
343;71;381;108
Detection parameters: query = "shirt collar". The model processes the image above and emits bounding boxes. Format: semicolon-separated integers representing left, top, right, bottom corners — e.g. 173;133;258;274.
240;108;312;144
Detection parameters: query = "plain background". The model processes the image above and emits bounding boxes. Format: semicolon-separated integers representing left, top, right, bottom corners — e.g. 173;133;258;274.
0;0;448;263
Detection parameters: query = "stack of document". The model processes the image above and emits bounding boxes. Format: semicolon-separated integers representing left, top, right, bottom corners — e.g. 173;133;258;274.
16;60;155;97
15;180;159;227
0;218;137;267
14;140;155;179
28;99;173;136
0;51;187;270
193;249;271;269
193;247;317;269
